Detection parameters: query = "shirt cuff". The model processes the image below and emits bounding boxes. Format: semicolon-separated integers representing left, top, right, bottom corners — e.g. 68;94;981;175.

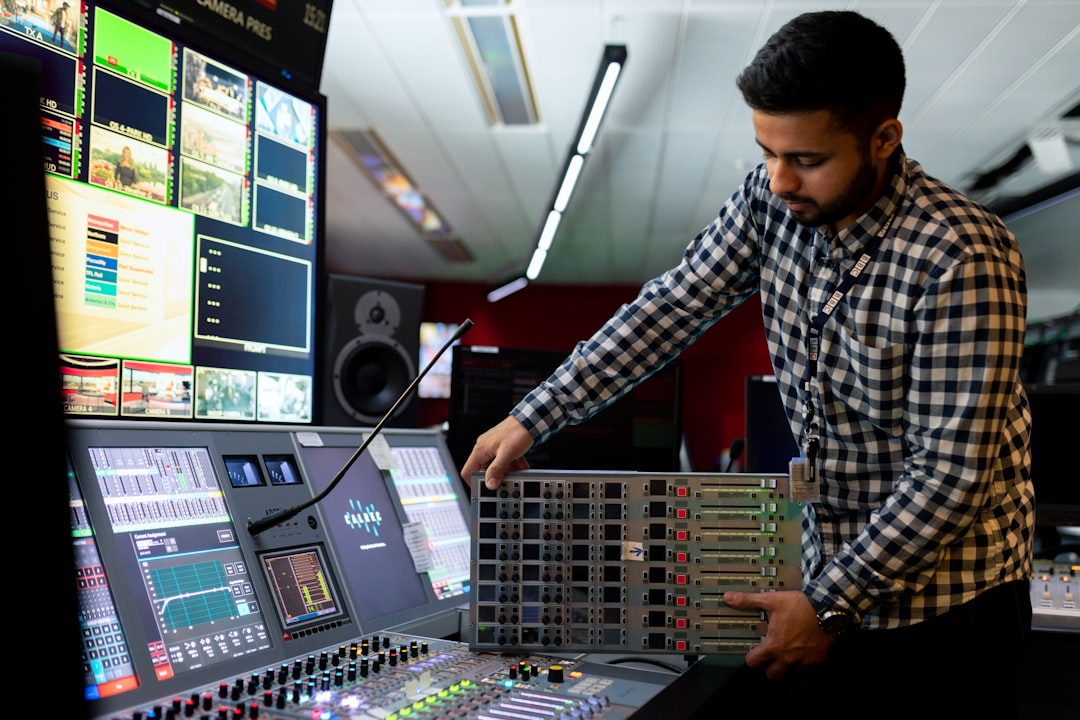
804;562;872;625
510;384;569;445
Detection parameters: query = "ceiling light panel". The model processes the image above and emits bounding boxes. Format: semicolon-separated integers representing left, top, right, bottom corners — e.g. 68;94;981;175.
334;129;473;262
447;0;538;126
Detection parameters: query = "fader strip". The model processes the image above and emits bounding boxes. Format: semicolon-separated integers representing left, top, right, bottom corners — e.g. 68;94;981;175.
469;471;804;654
104;632;671;720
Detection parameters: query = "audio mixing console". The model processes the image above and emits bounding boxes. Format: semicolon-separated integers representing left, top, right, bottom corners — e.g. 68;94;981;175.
1031;559;1080;631
67;422;701;720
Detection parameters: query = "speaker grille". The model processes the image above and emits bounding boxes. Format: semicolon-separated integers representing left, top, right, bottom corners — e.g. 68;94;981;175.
333;335;415;421
322;275;424;426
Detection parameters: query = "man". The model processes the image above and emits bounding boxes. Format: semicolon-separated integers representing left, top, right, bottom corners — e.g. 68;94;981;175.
461;10;1034;717
50;1;69;46
2;0;20;27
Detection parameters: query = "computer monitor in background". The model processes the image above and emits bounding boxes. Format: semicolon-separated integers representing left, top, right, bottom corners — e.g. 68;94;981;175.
743;375;800;474
446;345;684;478
1026;384;1080;546
418;322;461;400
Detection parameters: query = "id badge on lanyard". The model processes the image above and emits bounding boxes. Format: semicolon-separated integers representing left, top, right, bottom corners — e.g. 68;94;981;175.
792;212;895;503
790;335;821;503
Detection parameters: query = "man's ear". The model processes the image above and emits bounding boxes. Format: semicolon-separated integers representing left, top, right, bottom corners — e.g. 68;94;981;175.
873;119;903;159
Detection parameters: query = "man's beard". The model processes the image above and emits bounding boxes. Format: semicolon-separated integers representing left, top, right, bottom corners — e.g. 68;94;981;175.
783;154;878;229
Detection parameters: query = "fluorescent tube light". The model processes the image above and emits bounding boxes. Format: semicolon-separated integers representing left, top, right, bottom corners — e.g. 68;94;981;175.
489;44;626;300
577;60;623;154
487;276;529;302
537;210;562;251
553;155;584;212
526;247;547;280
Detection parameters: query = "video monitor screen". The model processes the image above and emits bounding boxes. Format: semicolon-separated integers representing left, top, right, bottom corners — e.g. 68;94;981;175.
259;544;346;630
86;445;272;682
386;437;471;601
296;428;473;631
1;0;323;425
68;455;140;702
295;442;432;631
418;322;461;399
223;455;266;488
264;454;304;485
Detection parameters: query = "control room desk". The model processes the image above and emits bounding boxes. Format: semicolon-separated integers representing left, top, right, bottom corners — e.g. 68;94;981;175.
629;655;744;719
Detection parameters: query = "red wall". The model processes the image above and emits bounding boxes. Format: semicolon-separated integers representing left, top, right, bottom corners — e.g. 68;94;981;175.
414;280;774;472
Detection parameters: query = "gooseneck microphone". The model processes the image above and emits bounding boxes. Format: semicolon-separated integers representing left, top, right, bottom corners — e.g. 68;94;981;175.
723;437;745;473
247;318;474;536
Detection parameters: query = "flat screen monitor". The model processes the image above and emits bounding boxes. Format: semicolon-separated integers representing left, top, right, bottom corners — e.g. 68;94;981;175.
84;445;272;682
418;322;461;399
68;454;140;702
258;543;347;631
384;431;472;601
994;172;1080;327
1;0;324;425
293;427;471;632
1026;383;1080;530
744;375;800;473
264;453;305;485
118;0;334;89
445;345;684;477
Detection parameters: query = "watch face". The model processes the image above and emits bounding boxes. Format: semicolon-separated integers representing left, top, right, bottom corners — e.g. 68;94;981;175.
819;610;852;635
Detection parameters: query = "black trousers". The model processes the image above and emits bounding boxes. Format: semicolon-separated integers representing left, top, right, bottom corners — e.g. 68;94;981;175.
691;581;1032;720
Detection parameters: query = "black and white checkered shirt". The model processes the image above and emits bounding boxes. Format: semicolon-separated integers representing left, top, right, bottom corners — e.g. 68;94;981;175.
512;152;1035;630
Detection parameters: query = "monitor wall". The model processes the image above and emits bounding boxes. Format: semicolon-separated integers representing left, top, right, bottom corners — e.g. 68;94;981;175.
3;0;326;426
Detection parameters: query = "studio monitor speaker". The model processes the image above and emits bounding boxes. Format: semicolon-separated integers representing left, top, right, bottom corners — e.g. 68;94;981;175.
322;274;424;427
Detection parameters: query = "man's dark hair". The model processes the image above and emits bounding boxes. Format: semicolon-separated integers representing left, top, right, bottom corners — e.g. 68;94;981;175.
736;11;905;138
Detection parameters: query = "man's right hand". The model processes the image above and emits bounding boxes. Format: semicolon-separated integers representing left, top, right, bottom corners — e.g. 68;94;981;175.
460;415;534;491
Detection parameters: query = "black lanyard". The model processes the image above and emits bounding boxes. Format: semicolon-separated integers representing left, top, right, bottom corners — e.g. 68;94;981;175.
802;212;896;481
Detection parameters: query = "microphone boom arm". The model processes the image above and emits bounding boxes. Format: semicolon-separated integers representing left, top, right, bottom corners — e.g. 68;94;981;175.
247;318;474;536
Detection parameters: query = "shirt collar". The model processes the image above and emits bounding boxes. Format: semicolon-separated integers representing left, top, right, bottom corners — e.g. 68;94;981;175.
822;150;906;258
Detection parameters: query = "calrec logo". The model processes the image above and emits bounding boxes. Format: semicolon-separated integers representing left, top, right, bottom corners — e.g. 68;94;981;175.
255;0;277;10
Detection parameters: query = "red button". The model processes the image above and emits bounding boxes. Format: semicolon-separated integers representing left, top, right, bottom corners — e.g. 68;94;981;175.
676;508;687;519
676;552;687;562
676;530;688;541
676;487;688;497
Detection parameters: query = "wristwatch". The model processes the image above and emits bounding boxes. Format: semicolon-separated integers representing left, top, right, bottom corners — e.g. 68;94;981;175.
817;608;854;636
